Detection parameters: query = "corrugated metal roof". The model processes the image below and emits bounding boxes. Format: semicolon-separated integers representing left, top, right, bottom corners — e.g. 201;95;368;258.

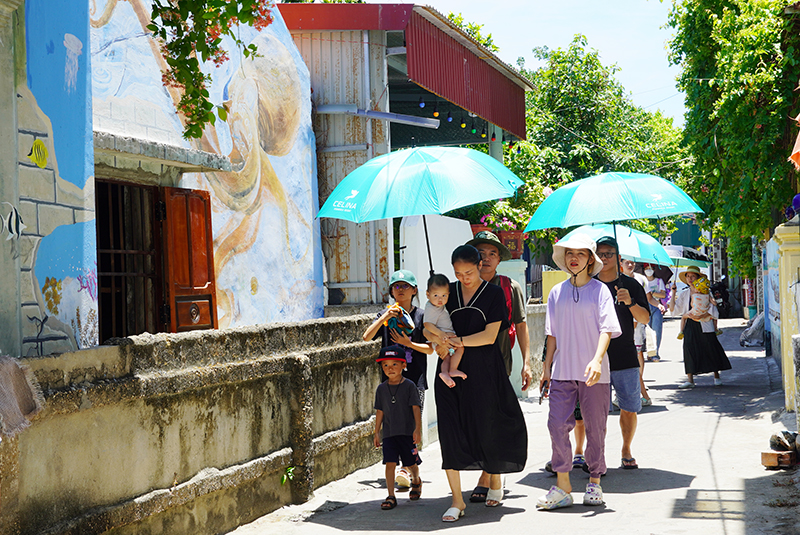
278;3;530;140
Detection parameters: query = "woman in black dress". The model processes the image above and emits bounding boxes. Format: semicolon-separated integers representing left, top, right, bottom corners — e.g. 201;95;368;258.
429;245;527;521
668;266;731;388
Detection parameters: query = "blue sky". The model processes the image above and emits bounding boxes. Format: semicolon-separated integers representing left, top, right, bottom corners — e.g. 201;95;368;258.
374;0;685;127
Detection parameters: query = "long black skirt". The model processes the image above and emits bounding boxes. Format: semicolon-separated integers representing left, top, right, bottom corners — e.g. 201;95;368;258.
683;319;732;375
434;346;527;473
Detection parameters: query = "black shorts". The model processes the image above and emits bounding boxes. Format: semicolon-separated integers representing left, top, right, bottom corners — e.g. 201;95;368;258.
574;399;582;421
382;435;422;467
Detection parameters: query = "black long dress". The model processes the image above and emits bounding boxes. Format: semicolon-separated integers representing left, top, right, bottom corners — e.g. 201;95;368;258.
683;318;732;375
435;280;528;473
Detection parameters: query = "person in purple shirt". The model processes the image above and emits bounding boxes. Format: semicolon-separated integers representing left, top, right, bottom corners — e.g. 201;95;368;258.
538;234;621;510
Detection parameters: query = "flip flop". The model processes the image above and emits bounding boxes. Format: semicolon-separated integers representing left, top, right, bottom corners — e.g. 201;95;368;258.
381;496;397;510
621;457;639;469
469;485;489;502
441;506;465;522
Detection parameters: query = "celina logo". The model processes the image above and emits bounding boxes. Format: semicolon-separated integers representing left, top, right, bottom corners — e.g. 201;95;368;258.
333;190;359;212
646;192;677;211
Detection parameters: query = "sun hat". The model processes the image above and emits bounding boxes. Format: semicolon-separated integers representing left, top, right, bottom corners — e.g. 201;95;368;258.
552;233;603;277
466;231;512;262
389;270;417;288
376;344;407;363
678;265;704;284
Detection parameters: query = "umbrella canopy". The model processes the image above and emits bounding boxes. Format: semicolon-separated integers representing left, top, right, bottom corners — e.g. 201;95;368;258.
318;146;523;224
664;245;711;268
524;172;702;232
561;224;672;266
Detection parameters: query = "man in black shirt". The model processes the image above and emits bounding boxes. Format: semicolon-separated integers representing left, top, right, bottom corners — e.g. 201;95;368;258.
595;236;650;469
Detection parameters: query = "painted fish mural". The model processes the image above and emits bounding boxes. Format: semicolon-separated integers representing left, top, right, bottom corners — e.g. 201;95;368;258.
27;139;48;168
2;202;26;240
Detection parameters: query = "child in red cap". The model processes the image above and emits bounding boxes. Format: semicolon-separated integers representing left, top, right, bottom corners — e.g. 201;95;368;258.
373;345;422;510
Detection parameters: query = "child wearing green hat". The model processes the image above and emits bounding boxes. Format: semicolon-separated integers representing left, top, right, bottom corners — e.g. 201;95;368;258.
373;344;423;510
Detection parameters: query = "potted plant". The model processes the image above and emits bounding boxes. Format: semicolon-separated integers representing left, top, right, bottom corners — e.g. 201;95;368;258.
482;203;528;259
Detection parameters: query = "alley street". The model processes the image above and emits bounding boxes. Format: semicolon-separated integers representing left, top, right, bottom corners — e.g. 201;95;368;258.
232;317;798;535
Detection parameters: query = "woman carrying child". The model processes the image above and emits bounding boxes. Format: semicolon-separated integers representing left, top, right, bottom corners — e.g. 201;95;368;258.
427;245;527;521
668;266;731;388
538;234;621;510
363;269;433;487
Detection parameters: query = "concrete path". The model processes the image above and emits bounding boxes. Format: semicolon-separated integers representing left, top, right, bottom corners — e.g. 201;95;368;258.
231;317;799;535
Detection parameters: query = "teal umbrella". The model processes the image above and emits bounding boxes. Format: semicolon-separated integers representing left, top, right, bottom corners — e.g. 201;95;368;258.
524;172;702;232
317;146;524;274
562;224;672;266
318;146;523;223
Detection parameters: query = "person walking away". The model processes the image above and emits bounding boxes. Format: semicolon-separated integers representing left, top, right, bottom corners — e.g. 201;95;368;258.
668;266;731;388
642;263;666;362
373;345;423;509
427;245;527;520
463;231;533;502
538;234;621;509
620;259;653;407
363;269;433;486
595;237;650;470
423;274;466;388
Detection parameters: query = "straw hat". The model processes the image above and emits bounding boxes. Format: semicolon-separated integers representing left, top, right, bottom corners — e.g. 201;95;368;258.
552;233;603;277
678;265;704;284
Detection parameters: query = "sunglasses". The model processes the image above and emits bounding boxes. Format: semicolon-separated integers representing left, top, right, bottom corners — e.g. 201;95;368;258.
392;282;413;290
597;252;617;259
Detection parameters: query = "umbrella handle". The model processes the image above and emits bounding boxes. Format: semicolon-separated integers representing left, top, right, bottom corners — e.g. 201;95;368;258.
423;215;434;277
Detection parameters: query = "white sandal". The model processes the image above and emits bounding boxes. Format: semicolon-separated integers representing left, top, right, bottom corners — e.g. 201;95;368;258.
441;506;465;522
485;487;503;507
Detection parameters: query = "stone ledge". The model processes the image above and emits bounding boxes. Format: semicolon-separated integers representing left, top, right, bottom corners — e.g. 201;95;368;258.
313;416;375;455
41;447;294;535
93;131;231;173
0;0;23;25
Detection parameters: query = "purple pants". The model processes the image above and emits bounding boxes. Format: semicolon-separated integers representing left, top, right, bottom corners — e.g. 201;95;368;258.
547;379;610;478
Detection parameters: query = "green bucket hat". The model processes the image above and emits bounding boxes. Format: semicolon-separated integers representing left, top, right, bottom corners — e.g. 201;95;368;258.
466;231;512;262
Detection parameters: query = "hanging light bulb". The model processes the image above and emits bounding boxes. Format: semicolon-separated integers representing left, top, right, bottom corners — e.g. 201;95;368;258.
418;96;425;108
508;141;515;150
471;121;477;134
433;104;439;118
481;127;487;138
491;131;497;142
460;116;466;128
516;144;522;154
447;111;453;122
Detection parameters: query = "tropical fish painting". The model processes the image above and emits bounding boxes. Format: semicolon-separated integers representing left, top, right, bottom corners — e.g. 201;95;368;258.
3;202;26;240
27;139;48;168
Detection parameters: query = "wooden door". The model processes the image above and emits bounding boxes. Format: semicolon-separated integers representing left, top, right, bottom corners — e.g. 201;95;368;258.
162;187;218;332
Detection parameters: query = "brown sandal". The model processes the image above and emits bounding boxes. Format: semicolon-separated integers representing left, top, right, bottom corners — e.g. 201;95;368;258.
409;479;422;500
381;496;397;510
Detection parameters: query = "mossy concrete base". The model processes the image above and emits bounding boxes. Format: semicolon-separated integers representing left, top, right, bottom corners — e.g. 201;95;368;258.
0;315;384;535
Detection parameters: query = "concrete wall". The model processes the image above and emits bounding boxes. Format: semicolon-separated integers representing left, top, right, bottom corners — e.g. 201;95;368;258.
0;315;383;535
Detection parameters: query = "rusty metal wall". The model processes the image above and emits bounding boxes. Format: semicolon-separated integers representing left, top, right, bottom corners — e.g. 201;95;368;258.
405;11;527;141
292;30;391;304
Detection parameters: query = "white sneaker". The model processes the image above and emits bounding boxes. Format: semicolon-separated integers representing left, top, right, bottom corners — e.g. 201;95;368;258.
583;482;604;506
395;467;411;487
678;381;695;389
714;378;723;386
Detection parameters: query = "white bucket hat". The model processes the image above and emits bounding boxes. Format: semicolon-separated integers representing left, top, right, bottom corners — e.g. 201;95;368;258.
552;233;604;277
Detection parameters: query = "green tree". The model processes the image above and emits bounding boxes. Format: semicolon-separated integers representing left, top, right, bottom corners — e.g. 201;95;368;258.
446;12;499;52
668;0;800;277
509;36;686;250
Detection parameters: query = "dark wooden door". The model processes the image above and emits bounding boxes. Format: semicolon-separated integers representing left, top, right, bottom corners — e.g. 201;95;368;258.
162;187;218;332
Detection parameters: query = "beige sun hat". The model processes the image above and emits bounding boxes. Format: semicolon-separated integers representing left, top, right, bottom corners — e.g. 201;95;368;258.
678;265;705;284
552;233;603;277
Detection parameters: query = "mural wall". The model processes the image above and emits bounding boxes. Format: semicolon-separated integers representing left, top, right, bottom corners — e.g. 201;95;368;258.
766;238;780;366
90;0;323;328
12;0;98;356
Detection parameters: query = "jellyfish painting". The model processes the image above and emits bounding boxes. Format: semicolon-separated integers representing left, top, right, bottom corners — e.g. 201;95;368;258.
63;33;83;93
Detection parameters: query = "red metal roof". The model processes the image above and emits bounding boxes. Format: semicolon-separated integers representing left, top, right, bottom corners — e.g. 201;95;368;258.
278;3;530;140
